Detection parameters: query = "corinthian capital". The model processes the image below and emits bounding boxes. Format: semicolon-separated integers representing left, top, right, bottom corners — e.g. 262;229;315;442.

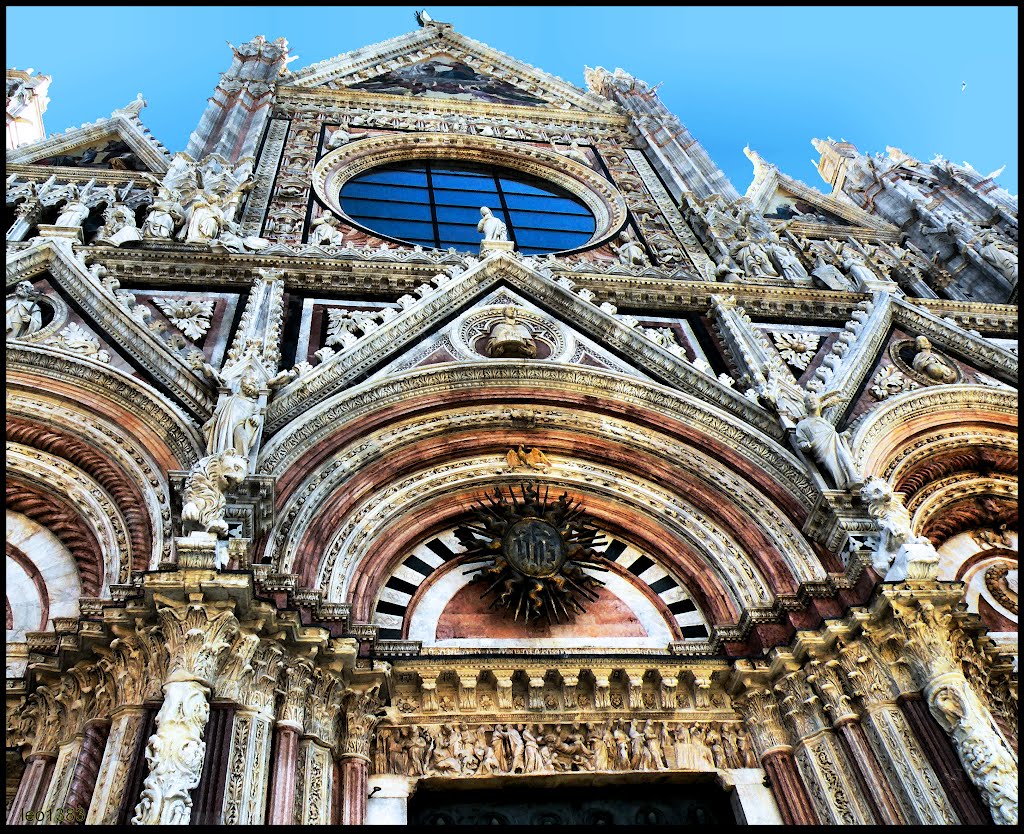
156;602;239;686
339;687;386;761
735;688;790;757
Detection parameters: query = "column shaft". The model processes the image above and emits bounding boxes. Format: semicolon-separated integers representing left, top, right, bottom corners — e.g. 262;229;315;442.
6;754;55;825
265;724;299;824
761;750;818;825
898;694;989;825
340;756;369;826
63;720;110;822
835;720;904;824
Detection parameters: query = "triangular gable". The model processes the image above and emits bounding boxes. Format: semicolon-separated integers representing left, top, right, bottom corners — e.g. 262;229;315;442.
265;251;781;440
6;96;172;175
6;238;213;420
367;285;650;381
743;147;894;234
284;23;617;114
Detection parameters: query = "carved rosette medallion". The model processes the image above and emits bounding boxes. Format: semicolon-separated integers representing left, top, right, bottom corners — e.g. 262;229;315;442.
456;482;608;624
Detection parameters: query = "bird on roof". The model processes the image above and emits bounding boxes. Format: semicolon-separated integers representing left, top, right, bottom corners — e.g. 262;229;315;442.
415;10;433;26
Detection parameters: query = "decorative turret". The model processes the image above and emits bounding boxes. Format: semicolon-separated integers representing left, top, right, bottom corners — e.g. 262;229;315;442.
585;66;738;202
6;68;50;149
186;35;291;163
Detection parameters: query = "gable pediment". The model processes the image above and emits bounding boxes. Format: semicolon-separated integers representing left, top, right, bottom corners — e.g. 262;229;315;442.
265;251;781;440
6;97;172;175
284;24;617;115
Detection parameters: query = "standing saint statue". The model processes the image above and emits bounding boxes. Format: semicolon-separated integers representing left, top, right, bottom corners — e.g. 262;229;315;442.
6;281;43;339
477;206;508;241
794;392;863;490
54;198;90;228
202;375;263;459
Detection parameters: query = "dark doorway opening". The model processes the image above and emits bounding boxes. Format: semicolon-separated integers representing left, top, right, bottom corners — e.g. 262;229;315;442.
410;778;735;825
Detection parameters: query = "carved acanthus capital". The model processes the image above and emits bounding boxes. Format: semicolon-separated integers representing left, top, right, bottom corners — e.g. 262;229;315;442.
834;639;898;705
806;659;858;725
109;624;168;706
278;657;314;728
339;687;386;761
156;602;239;687
26;684;63;756
305;669;343;746
773;669;827;740
735;688;790;758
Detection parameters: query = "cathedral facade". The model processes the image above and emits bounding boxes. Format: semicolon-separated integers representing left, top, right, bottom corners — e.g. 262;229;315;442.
5;15;1018;826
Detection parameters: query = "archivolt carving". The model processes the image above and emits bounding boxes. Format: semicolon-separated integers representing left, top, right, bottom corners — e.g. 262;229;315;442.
269;404;819;607
6;418;155;573
6;394;172;566
7;343;205;470
6;480;107;598
260;364;813;510
315;457;776;612
850;385;1017;477
311;132;628;251
7;443;130;591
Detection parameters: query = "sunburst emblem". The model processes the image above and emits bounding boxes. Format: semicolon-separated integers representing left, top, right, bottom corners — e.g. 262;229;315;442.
455;482;609;624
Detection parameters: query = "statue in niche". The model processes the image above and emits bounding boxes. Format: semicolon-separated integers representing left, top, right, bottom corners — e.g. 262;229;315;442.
477;205;508;241
54;197;90;228
841;250;882;288
811;253;852;290
729;228;779;279
486;307;536;358
910;335;959;384
309;213;346;247
142;184;185;240
6;281;43;339
794;392;863;490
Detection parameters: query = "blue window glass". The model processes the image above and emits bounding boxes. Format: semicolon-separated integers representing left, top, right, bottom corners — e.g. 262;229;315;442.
337;160;595;254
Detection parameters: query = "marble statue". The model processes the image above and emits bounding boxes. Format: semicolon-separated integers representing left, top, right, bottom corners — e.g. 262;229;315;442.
477;206;508;242
210;220;271;254
974;231;1017;286
181;195;225;244
180;451;249;537
794;393;863;490
768;241;809;281
860;477;939;579
142;186;185;240
309;213;346;247
202;375;263;459
611;232;647;266
96;204;142;247
54;198;90;228
911;336;959;384
730;229;779;279
6;281;43;339
486;307;536;358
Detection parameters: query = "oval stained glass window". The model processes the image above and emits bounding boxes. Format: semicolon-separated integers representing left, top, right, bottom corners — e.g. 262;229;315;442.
339;160;596;255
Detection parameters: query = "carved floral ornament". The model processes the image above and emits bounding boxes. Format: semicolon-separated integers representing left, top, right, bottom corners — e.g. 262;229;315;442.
311;132;629;251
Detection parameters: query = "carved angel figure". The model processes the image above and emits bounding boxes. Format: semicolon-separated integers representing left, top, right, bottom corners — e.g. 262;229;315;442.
974;230;1017;286
794;393;863;490
6;281;43;339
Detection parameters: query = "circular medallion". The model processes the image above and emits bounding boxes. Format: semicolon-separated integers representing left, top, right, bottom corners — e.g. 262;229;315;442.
503;518;566;578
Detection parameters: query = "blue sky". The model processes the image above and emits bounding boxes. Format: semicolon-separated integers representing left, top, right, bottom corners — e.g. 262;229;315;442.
6;6;1018;195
